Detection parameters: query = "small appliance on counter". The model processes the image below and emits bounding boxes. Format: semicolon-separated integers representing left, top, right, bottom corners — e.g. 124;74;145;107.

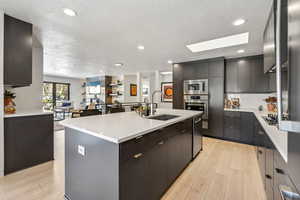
264;96;277;113
262;114;278;126
4;89;16;114
224;97;240;109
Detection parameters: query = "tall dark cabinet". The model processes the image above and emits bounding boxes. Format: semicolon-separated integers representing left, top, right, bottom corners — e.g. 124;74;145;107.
172;57;224;139
4;14;32;87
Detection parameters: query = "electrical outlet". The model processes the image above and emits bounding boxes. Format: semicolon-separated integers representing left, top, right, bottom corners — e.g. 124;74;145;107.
78;145;85;156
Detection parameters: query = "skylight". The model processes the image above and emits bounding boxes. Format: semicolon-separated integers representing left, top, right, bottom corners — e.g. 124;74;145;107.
186;32;249;53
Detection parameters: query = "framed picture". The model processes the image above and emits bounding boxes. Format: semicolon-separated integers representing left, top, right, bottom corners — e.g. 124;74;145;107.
130;84;137;96
161;82;173;102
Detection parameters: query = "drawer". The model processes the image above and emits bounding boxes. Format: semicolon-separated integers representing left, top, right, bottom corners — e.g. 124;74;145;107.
224;111;240;118
120;129;163;163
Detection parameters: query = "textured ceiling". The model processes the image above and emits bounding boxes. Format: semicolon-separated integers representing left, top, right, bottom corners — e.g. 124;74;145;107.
0;0;272;78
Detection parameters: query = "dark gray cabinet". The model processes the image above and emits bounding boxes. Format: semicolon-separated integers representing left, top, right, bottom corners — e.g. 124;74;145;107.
4;14;32;87
173;63;184;109
208;77;224;138
4;114;54;174
240;112;254;144
119;118;194;200
253;117;277;200
224;111;240;141
225;61;238;93
172;58;224;139
237;58;253;93
225;55;271;93
120;150;151;200
223;111;254;145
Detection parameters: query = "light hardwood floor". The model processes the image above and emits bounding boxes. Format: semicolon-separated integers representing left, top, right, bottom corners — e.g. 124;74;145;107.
0;131;266;200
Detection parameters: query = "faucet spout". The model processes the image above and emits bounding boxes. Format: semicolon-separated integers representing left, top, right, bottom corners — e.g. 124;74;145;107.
150;90;161;116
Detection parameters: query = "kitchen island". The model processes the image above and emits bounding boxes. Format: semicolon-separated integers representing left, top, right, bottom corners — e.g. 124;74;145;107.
61;109;202;200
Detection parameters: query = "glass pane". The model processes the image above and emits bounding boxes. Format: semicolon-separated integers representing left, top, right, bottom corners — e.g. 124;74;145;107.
55;83;69;102
42;82;54;110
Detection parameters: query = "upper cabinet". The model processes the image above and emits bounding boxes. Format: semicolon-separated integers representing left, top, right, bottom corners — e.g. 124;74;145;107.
4;14;32;87
225;55;270;93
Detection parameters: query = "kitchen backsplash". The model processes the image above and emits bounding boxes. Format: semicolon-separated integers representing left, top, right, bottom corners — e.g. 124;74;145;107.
225;93;277;111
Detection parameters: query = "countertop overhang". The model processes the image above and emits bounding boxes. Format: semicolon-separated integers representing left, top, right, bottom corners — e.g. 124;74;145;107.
4;110;53;118
60;109;203;144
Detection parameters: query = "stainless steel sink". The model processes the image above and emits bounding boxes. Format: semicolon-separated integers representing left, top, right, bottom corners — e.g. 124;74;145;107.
147;114;180;121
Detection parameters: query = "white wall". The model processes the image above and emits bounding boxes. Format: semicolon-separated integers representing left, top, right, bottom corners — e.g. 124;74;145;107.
226;93;277;111
0;11;4;177
123;74;138;102
12;41;44;111
43;75;84;109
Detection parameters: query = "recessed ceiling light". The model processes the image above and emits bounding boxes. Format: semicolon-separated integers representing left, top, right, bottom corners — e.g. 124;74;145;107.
186;32;249;53
237;49;245;53
160;71;172;75
63;8;77;17
137;45;145;50
233;19;246;26
167;60;173;64
114;63;124;67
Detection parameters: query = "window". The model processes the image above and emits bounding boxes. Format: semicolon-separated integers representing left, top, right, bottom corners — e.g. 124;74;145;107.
42;82;70;110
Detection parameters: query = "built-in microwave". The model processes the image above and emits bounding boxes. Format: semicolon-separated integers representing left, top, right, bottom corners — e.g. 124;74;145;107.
183;79;208;95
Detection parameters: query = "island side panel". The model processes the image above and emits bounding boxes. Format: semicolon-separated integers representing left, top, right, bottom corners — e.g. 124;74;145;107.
65;127;119;200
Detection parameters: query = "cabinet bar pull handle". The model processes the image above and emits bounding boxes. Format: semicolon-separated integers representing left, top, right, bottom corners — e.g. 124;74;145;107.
258;131;264;135
265;174;272;179
133;153;143;159
276;168;285;175
158;141;164;145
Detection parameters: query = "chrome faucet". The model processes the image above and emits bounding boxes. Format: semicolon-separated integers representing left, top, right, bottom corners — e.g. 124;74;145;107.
150;90;161;116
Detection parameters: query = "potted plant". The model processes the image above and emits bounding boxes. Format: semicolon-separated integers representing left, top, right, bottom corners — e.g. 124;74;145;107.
4;90;16;114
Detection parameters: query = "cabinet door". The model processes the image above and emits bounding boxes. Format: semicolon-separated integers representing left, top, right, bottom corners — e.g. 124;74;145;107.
120;152;151;200
251;57;270;93
240;112;254;144
209;59;224;77
266;147;274;200
237;59;252;93
208;77;224;138
4;115;53;174
173;64;184;109
256;123;266;188
147;138;169;199
223;111;240;141
258;146;266;188
225;60;239;93
166;125;184;184
4;15;32;86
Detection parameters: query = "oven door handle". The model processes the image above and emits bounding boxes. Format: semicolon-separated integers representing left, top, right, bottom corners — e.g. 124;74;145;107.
186;103;205;106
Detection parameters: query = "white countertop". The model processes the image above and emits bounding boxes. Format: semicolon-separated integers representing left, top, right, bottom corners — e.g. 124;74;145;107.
4;110;53;118
60;109;203;144
224;108;288;162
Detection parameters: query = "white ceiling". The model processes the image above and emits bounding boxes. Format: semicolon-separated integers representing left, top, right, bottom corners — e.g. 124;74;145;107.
0;0;272;78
